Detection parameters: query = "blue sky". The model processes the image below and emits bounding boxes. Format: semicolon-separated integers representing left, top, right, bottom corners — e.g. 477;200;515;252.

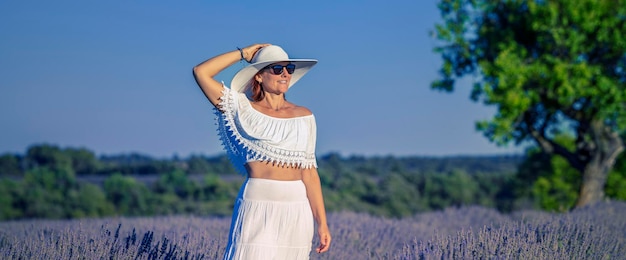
0;0;526;158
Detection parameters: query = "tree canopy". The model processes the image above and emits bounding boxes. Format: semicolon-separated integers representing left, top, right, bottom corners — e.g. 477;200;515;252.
432;0;626;207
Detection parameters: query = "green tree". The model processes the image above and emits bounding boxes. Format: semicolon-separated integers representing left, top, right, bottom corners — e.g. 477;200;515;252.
25;144;72;171
378;174;425;217
514;134;581;211
0;154;23;176
0;178;23;219
531;155;580;211
68;183;115;218
19;167;77;218
23;165;77;195
154;170;197;199
432;0;626;208
187;155;213;175
604;150;626;200
422;171;480;210
104;173;153;216
65;147;100;175
196;174;241;216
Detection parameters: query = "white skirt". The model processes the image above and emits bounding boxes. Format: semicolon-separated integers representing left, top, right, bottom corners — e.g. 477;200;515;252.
223;178;314;260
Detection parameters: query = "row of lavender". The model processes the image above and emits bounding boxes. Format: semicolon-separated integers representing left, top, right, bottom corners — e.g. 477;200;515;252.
1;201;624;259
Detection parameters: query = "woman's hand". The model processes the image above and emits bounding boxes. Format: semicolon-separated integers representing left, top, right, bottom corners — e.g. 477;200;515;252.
241;43;271;62
192;43;271;107
316;225;331;253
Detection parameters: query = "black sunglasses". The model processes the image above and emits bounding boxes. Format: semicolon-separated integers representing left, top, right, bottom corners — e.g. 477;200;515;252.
266;64;296;75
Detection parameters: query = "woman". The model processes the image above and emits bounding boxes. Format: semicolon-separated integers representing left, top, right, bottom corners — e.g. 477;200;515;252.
192;44;331;259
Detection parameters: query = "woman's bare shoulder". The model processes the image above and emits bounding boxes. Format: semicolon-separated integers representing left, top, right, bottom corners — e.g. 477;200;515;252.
290;104;313;117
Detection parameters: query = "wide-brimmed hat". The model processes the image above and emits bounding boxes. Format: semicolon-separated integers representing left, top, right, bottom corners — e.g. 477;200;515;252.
231;45;317;93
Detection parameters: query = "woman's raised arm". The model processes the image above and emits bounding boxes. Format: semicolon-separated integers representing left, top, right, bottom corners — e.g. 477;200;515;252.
192;43;269;107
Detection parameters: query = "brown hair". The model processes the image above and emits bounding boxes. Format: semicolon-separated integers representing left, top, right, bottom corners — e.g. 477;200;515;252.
250;77;265;102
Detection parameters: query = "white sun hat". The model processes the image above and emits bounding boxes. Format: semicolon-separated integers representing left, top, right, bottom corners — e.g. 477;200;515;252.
230;45;318;93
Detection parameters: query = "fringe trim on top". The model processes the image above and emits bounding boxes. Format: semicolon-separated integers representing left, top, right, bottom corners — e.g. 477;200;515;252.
215;88;317;175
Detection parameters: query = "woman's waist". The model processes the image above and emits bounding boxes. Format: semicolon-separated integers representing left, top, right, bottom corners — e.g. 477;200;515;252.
245;161;303;181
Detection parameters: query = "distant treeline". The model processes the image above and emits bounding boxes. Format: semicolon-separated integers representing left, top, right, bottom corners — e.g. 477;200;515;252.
0;144;623;220
0;145;522;177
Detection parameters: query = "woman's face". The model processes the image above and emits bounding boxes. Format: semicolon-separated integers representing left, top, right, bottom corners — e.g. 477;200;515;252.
255;62;293;95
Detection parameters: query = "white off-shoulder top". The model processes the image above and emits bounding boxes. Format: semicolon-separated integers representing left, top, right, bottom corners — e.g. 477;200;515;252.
215;87;318;175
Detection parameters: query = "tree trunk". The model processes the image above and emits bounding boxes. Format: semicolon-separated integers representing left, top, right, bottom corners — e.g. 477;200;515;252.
576;159;610;207
574;121;624;208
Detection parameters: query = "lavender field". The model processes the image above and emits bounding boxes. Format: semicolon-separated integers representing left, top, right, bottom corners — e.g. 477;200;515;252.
1;201;624;259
